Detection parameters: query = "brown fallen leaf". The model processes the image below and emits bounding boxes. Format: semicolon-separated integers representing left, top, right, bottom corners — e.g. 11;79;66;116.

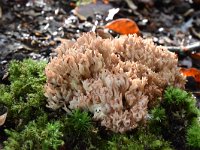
104;18;140;35
96;28;113;39
180;68;200;83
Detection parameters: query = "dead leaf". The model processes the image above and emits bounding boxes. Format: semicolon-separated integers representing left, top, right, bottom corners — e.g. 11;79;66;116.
180;68;200;83
96;28;113;39
104;18;140;35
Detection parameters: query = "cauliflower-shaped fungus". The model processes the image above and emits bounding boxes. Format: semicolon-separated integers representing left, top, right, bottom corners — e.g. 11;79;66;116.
45;33;185;133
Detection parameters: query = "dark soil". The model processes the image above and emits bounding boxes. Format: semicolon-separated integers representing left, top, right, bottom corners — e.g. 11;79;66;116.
0;105;7;116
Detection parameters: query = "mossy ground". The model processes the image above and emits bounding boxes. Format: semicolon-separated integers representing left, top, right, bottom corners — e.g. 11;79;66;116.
0;59;199;150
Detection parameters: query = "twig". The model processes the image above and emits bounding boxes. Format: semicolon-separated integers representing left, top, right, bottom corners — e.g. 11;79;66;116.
125;0;137;10
166;42;200;54
192;91;200;94
190;27;200;39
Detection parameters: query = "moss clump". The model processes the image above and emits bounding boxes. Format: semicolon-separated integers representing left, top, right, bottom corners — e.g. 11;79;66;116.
149;106;167;134
66;109;93;136
62;109;99;149
107;134;143;150
0;59;47;129
164;87;199;117
149;86;200;149
186;118;200;149
3;114;64;150
107;128;172;150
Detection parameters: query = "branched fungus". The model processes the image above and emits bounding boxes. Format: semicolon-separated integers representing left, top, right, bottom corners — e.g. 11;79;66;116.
45;33;185;133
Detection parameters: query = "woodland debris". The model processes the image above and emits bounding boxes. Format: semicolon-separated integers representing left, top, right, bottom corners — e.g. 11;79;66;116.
166;42;200;54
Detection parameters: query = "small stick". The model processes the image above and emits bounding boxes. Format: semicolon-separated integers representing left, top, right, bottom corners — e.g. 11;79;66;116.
166;42;200;53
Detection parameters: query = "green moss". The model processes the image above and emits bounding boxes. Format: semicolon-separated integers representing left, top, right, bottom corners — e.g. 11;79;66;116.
149;106;167;134
67;109;93;135
0;59;47;129
150;107;166;122
134;128;172;150
107;129;172;150
3;114;64;150
148;86;200;149
107;134;143;150
164;86;189;105
186;118;200;149
164;87;199;118
62;109;96;149
0;84;12;107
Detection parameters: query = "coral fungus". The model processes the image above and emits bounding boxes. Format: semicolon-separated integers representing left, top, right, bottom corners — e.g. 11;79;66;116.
45;32;185;133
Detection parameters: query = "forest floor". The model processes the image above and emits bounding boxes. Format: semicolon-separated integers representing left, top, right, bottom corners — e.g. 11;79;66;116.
0;0;200;148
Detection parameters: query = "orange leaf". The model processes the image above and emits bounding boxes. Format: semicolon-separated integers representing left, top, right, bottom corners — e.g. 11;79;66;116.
104;18;140;35
180;68;200;82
